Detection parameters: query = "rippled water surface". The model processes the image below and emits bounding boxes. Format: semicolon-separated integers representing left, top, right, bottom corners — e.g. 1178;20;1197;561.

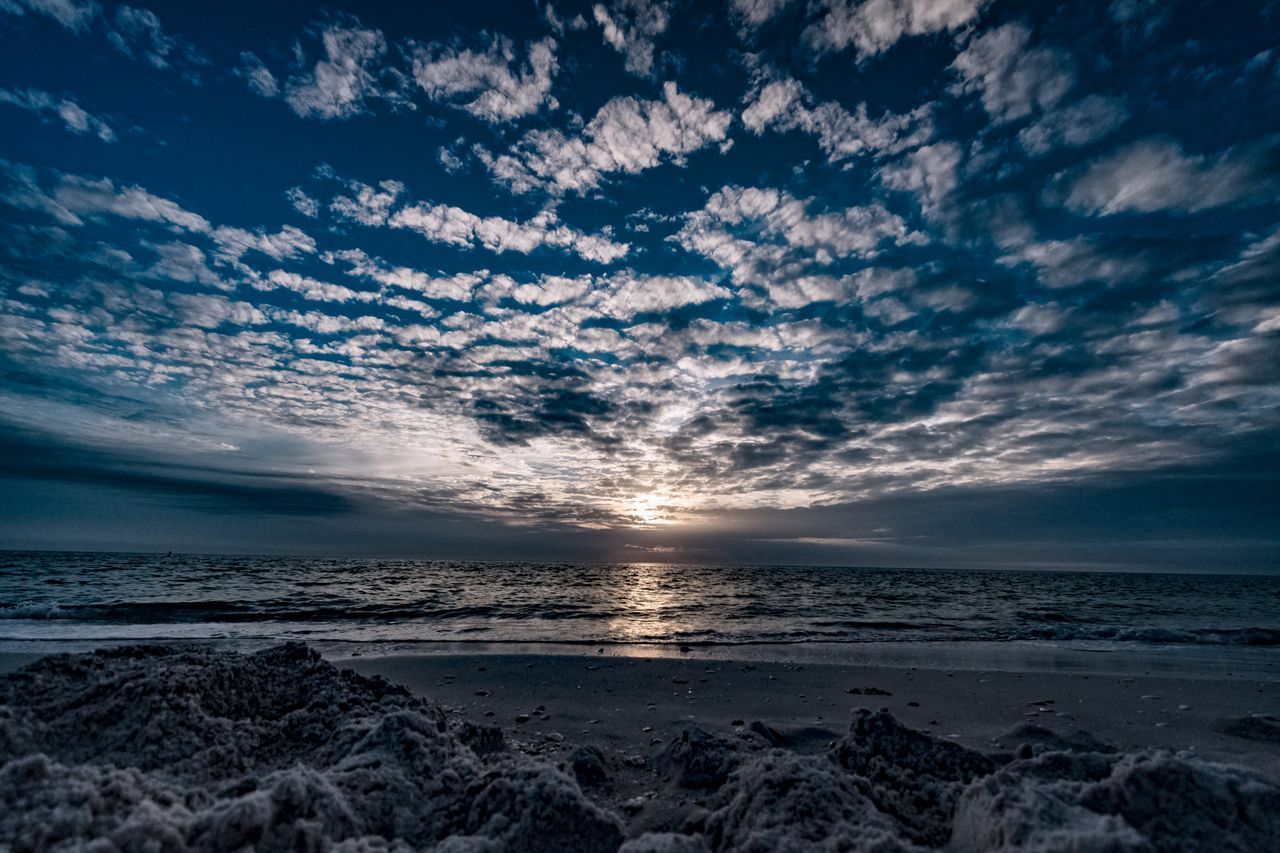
1;551;1277;647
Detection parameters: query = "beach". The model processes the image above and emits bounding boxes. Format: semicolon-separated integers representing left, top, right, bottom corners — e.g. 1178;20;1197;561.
341;648;1280;781
2;640;1277;851
3;556;1279;849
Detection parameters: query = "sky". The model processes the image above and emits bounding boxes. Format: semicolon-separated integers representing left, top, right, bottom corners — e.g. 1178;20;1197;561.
0;0;1277;571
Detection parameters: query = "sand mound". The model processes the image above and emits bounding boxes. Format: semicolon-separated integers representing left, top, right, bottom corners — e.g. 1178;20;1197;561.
952;749;1280;852
0;644;621;852
3;643;1278;852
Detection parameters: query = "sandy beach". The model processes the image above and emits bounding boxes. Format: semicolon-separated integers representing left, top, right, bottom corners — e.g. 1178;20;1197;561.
2;641;1277;851
341;649;1280;782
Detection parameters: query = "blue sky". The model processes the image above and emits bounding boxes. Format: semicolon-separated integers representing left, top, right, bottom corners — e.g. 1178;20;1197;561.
0;0;1277;570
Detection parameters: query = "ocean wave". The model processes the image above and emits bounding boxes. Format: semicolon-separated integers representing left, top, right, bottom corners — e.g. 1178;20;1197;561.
0;600;64;619
1018;625;1280;646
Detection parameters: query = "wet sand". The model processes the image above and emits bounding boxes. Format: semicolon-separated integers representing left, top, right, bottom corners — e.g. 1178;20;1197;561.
341;650;1280;784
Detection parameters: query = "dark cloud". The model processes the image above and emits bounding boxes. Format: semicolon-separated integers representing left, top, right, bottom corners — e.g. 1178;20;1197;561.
0;425;355;516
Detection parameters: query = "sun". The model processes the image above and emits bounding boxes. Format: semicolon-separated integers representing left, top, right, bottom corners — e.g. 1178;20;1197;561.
627;492;674;526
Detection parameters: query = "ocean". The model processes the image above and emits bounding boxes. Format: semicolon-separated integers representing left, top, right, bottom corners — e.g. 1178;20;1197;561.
2;551;1277;650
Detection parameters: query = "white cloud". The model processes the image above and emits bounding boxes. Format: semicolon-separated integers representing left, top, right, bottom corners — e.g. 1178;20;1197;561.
950;22;1075;123
805;0;992;59
589;272;730;318
765;267;915;309
322;176;628;263
211;224;316;263
0;0;99;32
438;146;465;173
544;3;588;34
286;186;320;218
169;293;269;329
147;241;229;290
268;308;385;335
480;81;732;195
999;236;1154;288
592;0;670;77
237;51;279;98
730;0;796;31
1059;137;1279;215
2;166;324;275
285;23;400;120
412;35;558;123
879;142;962;219
0;87;115;142
106;5;204;71
327;248;487;302
511;275;593;306
1215;226;1280;286
329;179;406;226
47;175;211;232
741;75;933;162
1018;94;1127;156
257;269;377;304
676;185;925;287
389;202;630;263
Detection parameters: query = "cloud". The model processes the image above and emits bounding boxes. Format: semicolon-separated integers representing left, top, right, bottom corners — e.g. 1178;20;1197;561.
675;185;925;298
730;0;796;31
589;272;731;318
42;174;212;232
1108;0;1168;38
763;266;917;309
256;270;377;304
998;236;1156;289
169;292;269;329
0;0;98;32
389;202;630;263
284;22;404;120
327;248;487;301
0;87;115;142
741;75;934;162
210;224;316;263
1057;137;1280;215
950;22;1075;123
592;0;671;77
285;187;320;218
878;141;962;219
412;35;558;123
1215;226;1280;287
267;307;385;335
146;241;229;290
329;179;406;226
544;3;588;34
237;51;279;98
105;5;206;73
805;0;992;59
1018;94;1128;156
479;81;732;195
324;177;630;263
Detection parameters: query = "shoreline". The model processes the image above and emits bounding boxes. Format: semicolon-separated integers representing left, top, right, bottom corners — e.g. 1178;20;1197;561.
3;640;1278;779
4;635;1279;679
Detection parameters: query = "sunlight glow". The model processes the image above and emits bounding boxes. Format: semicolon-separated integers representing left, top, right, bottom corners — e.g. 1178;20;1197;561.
627;492;677;526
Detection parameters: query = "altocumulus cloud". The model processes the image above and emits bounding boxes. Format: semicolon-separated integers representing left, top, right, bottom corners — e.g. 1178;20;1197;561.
0;0;1277;569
